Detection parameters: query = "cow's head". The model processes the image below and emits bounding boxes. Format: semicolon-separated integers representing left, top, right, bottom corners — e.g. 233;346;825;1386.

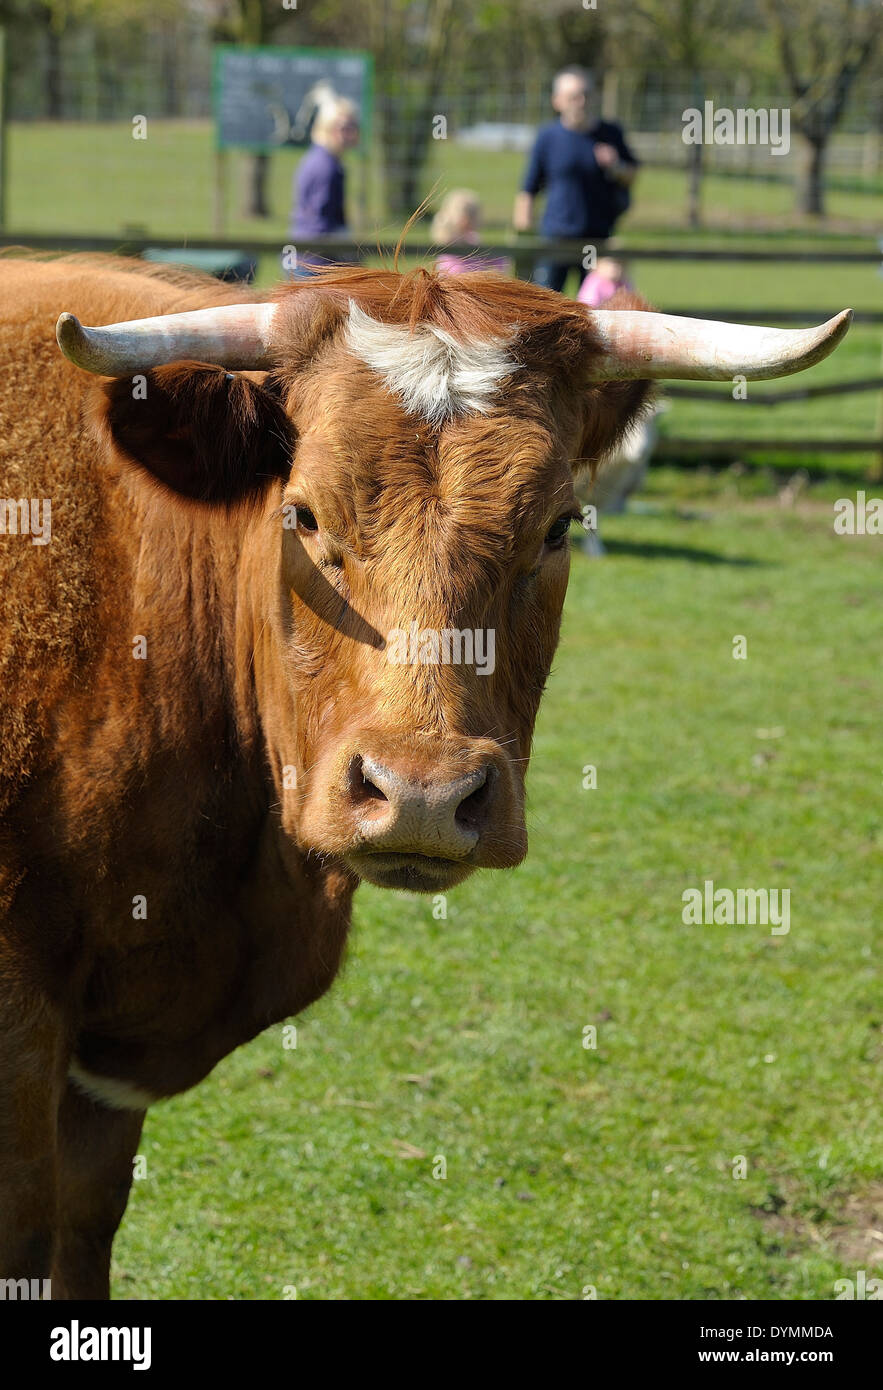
57;269;850;892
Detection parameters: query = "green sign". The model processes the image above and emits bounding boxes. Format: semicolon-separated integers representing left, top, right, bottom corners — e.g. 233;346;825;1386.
213;45;373;153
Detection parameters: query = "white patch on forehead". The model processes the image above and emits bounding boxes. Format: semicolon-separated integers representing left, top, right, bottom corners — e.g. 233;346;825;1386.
344;299;518;424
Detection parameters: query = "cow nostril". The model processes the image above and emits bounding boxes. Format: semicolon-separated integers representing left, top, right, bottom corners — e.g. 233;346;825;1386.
455;767;493;831
347;756;389;808
362;776;387;803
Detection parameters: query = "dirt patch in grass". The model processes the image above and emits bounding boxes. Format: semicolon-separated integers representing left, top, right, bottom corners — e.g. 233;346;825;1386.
752;1183;883;1269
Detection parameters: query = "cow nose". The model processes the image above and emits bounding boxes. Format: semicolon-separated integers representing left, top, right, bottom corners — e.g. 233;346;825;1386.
348;754;495;859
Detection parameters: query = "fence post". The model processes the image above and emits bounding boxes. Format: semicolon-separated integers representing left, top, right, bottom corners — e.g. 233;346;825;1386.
512;242;533;281
874;329;883;483
213;148;227;240
601;70;619;121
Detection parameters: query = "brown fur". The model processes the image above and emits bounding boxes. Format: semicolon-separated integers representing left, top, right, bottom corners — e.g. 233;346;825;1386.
0;254;653;1296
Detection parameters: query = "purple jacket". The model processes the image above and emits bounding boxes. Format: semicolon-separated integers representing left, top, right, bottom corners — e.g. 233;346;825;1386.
290;144;346;238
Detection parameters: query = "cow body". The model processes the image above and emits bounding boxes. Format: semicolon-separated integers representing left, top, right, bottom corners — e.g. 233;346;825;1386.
1;256;649;1295
0;255;849;1296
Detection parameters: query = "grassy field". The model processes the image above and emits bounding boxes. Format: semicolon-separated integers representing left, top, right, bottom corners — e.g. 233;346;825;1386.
8;120;883;239
110;471;882;1300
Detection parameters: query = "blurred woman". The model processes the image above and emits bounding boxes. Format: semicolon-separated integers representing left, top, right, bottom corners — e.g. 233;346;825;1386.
288;97;360;277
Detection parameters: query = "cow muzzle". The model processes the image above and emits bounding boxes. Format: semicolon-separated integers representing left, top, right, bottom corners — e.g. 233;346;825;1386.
312;737;526;892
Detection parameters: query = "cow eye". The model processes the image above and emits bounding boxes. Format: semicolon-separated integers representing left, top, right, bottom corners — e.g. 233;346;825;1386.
544;516;573;548
295;505;319;532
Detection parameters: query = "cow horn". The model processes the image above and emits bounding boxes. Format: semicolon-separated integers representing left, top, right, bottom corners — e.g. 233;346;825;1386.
586;308;852;381
55;303;277;376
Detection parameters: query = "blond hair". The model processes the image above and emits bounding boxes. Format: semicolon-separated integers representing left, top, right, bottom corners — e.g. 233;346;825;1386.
431;190;482;245
596;257;628;280
312;98;359;148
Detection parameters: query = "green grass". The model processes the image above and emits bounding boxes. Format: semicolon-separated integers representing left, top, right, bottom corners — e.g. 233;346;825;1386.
8;120;883;240
111;472;882;1300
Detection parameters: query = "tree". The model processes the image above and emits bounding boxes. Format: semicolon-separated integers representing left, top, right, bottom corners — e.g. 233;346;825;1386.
763;0;882;215
306;0;461;222
208;0;293;218
609;0;753;229
371;0;457;220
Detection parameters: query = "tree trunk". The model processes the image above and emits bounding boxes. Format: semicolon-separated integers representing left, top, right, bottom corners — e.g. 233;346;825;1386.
685;70;703;230
374;88;402;222
240;0;272;219
686;140;702;229
161;26;180;118
399;100;436;217
797;136;826;216
45;22;63;119
383;0;456;220
245;152;270;218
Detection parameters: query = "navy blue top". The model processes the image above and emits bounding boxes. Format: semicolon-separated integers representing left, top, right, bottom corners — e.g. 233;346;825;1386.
290;143;346;238
522;119;639;238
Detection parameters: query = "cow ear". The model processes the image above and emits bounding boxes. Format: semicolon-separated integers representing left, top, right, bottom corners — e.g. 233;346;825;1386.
93;362;293;502
571;290;657;477
573;379;655;480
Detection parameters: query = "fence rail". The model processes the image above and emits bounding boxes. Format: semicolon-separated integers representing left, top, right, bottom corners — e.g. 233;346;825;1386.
654;440;880;457
665;378;883;405
3;233;882;270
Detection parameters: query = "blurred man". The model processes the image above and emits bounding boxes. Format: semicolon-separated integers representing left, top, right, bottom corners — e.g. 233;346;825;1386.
514;67;639;293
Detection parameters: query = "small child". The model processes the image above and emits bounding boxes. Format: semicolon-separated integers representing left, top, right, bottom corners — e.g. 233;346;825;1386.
431;190;511;276
577;256;634;308
575;256;661;555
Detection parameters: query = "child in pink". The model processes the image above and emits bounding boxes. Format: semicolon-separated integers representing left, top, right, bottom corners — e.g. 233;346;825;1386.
577;256;634;306
432;190;511;276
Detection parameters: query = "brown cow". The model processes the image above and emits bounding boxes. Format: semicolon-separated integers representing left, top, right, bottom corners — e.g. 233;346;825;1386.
0;253;850;1297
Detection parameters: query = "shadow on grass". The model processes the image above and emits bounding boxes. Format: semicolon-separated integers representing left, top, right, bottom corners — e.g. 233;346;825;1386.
579;538;767;566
